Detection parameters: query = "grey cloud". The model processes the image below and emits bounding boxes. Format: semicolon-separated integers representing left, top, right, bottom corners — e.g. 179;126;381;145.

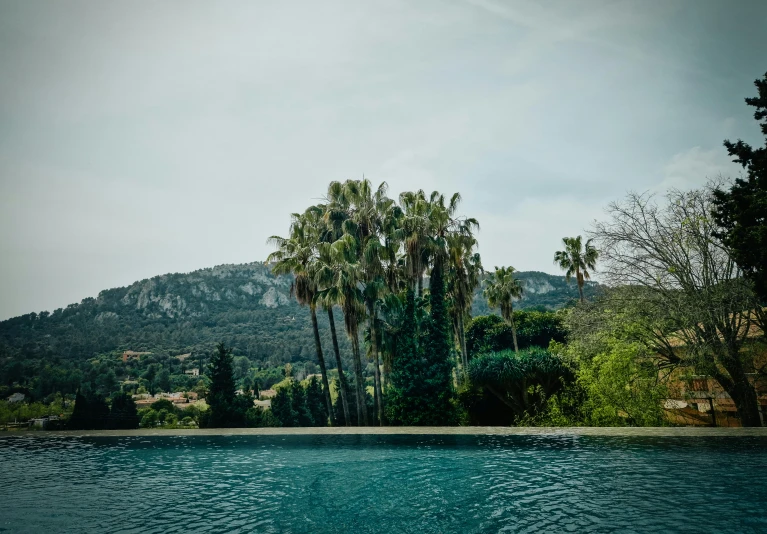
1;0;766;319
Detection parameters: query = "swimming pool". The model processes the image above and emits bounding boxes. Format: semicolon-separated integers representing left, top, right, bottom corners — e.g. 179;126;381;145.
1;432;765;533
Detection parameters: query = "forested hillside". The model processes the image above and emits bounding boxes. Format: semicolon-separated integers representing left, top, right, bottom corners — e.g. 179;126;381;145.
0;262;596;375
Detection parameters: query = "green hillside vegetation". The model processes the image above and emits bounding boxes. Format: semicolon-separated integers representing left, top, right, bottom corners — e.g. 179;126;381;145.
0;263;590;401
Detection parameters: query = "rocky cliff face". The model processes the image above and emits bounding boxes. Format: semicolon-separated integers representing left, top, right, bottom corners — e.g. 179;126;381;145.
100;262;295;319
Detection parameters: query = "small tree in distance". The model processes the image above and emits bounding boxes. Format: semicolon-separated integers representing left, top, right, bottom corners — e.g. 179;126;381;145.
484;266;524;354
206;342;237;427
554;235;598;304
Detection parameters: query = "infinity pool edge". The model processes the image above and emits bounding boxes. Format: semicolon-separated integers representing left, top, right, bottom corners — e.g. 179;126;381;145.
3;426;767;438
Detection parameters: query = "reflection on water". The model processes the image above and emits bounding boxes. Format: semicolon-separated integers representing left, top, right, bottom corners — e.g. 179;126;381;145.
1;434;766;533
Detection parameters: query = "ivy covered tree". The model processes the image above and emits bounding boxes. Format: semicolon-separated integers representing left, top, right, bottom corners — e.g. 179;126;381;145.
421;261;457;424
385;289;419;425
386;262;457;425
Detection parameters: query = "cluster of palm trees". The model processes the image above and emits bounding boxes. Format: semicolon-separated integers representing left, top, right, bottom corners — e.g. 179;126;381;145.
267;179;482;426
482;237;598;356
268;176;599;426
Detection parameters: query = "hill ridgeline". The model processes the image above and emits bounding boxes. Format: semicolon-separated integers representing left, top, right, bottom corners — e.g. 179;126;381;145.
0;262;598;366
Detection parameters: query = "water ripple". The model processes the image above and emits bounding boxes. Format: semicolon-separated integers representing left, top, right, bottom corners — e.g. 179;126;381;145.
1;434;766;533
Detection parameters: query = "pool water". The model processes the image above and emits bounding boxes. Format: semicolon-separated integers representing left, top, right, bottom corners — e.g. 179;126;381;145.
1;434;765;533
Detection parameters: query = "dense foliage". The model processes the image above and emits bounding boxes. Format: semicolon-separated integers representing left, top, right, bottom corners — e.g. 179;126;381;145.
386;264;457;425
466;348;571;422
465;312;566;359
271;376;329;427
554;294;669;426
0;266;586;403
201;343;276;428
713;71;767;304
67;389;141;430
595;186;765;426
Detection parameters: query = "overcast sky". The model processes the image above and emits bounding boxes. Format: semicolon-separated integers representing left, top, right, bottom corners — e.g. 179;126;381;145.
1;0;765;320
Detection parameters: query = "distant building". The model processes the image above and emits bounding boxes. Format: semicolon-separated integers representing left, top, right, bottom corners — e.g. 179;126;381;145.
184;368;199;377
29;415;60;429
134;392;199;409
663;373;767;427
122;350;151;363
175;353;192;361
7;392;25;403
259;389;277;399
254;399;271;409
661;317;767;427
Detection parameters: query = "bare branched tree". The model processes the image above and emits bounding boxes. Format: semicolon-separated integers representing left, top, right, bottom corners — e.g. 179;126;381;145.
592;185;764;426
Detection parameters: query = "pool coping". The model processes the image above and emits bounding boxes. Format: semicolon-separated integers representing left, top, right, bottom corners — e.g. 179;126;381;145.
2;426;766;438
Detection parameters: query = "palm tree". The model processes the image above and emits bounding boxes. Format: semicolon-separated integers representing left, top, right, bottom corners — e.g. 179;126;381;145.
324;178;400;425
483;266;524;354
313;205;351;426
376;292;404;391
315;232;369;426
446;233;482;377
412;191;481;378
310;204;352;426
266;211;336;426
554;235;598;303
398;190;431;295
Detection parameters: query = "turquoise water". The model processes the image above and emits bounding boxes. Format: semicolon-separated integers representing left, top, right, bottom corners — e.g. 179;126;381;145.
1;434;766;533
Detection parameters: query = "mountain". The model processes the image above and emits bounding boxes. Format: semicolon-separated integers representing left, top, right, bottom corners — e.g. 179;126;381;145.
0;262;598;368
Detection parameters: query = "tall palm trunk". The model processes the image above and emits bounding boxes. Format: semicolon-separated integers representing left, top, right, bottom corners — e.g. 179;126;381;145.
310;307;336;426
507;304;519;354
327;307;351;426
351;331;369;426
451;315;463;381
367;300;384;425
576;268;585;303
458;312;468;372
382;338;394;391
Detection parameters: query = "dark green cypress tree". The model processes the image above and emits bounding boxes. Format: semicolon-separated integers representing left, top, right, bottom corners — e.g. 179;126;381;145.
67;389;90;430
422;261;457;424
270;386;296;427
206;342;236;427
108;391;139;429
290;380;312;427
68;389;110;430
89;394;110;430
385;264;457;425
385;288;421;424
306;376;328;426
713;71;767;303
